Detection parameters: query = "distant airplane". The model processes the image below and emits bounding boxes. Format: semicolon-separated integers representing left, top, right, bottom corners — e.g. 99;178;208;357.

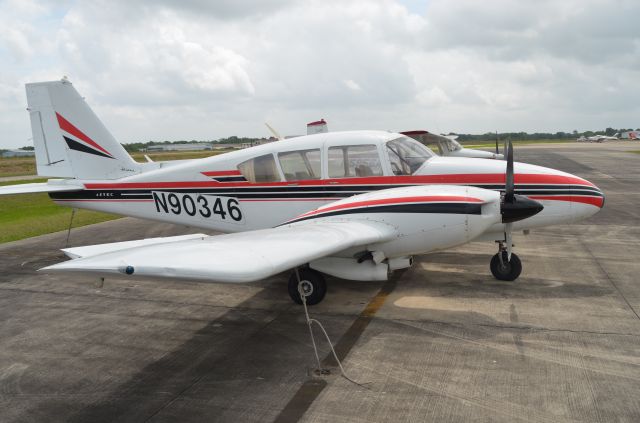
299;120;503;160
578;133;620;143
401;130;504;159
0;79;603;305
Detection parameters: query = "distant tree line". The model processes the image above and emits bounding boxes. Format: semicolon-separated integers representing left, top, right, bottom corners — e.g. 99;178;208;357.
8;128;632;154
455;127;640;143
122;136;263;152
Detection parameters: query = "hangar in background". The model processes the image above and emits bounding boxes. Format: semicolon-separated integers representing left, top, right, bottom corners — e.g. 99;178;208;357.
1;149;36;158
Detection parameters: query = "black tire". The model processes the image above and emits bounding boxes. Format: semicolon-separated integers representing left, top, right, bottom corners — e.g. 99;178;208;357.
288;269;327;305
490;252;522;281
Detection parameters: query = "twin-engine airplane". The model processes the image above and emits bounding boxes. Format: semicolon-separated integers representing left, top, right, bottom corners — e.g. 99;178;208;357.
0;79;604;305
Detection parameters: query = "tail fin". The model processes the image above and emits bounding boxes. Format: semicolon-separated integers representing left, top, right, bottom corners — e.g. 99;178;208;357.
26;78;142;180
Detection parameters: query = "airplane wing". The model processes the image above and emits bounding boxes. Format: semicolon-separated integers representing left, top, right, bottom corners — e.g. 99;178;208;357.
41;220;395;283
0;181;82;195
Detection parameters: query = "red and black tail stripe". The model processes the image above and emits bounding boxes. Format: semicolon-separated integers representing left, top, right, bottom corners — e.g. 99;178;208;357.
63;136;113;159
56;112;115;159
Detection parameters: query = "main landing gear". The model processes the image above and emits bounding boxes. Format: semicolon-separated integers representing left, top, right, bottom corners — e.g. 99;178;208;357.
490;241;522;281
288;268;327;305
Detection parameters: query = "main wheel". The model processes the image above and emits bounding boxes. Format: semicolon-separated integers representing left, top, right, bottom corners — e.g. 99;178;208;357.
490;252;522;281
288;269;327;305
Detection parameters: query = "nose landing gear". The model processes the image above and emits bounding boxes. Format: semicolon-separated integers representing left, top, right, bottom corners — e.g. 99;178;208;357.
490;242;522;281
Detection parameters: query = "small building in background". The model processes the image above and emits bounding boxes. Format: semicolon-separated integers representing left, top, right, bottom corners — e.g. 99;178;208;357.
240;138;277;149
621;131;639;140
1;149;36;158
307;119;328;135
211;143;241;150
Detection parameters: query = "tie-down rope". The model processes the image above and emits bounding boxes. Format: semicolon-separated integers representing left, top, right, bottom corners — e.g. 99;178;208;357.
294;268;370;389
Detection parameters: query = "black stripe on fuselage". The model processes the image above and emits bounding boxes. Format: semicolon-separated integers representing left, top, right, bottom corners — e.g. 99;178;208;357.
283;202;483;225
63;136;113;159
213;176;248;182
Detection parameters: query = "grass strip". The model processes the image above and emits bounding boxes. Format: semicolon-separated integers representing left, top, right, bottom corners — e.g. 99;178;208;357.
0;179;119;243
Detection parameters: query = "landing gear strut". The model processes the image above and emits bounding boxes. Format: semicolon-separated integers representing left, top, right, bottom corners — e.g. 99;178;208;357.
490;242;522;281
288;268;326;305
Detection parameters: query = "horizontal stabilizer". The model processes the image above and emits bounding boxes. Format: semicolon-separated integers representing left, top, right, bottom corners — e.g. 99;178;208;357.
41;221;395;283
0;181;82;196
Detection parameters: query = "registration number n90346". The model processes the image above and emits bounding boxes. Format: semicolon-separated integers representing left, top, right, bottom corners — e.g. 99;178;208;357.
152;192;243;223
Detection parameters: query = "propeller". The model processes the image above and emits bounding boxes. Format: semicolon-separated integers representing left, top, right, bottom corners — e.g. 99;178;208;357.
499;140;544;260
495;131;500;155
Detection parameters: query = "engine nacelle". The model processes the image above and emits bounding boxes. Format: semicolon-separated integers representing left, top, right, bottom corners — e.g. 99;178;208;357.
310;257;388;281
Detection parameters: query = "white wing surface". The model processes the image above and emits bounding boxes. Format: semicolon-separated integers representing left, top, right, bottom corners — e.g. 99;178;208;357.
41;221;395;283
61;234;209;259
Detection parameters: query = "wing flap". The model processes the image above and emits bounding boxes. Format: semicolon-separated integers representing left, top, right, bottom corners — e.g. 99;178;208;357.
41;221;395;283
62;234;209;259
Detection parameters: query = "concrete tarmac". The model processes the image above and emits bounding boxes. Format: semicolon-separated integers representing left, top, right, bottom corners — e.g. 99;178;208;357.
0;143;639;422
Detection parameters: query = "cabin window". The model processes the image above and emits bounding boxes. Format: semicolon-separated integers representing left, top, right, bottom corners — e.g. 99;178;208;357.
386;137;434;175
237;154;281;183
328;145;383;178
278;149;321;181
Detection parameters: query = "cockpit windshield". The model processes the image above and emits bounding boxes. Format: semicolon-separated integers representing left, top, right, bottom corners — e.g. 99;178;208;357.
386;136;434;175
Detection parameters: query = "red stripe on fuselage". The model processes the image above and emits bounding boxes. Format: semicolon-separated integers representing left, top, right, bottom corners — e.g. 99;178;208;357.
56;113;113;157
295;195;484;219
529;195;604;208
84;173;595;190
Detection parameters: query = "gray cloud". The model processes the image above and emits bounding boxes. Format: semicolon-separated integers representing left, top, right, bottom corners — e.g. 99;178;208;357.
0;0;639;148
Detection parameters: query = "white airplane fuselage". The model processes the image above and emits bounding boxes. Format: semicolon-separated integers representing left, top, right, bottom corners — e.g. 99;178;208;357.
50;131;604;242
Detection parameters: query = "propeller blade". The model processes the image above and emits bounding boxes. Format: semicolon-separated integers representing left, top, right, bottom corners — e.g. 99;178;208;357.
500;139;544;223
505;222;513;260
505;139;514;202
495;132;499;154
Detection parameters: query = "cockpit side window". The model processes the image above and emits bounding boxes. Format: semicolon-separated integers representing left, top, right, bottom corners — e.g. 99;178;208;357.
278;149;321;181
386;137;434;175
328;145;383;178
237;154;281;183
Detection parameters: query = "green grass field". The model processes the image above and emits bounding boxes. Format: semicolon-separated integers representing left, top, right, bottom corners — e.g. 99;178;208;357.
0;150;232;178
0;179;119;243
0;157;37;177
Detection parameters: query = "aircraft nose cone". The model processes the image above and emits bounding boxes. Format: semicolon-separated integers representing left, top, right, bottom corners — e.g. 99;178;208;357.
501;194;544;223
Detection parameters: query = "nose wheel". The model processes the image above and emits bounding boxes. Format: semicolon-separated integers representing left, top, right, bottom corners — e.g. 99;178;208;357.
490;250;522;281
288;268;327;305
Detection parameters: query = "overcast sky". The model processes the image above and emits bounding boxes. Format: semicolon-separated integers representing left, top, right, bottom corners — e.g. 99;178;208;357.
0;0;638;148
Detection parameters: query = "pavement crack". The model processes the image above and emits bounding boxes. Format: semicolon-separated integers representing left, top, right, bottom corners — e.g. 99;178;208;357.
579;236;640;322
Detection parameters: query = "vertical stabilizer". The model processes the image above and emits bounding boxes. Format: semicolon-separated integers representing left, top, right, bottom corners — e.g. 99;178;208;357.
26;78;142;179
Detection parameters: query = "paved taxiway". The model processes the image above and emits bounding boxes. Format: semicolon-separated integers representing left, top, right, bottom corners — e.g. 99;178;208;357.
1;142;639;422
